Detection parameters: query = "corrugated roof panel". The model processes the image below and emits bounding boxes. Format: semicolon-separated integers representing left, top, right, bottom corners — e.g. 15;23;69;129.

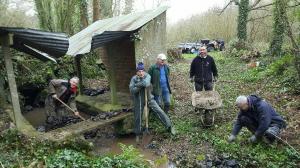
0;27;69;61
67;6;168;56
0;6;167;61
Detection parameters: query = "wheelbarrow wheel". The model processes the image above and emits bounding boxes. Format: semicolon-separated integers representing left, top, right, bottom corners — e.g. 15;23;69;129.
200;109;215;127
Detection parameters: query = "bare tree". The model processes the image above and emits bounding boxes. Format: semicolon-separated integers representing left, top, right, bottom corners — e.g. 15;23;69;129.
113;0;121;16
123;0;134;15
79;0;89;28
34;0;81;35
93;0;100;22
219;0;273;43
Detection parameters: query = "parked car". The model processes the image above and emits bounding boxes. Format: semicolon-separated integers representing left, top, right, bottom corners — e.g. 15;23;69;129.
178;39;225;54
178;42;200;54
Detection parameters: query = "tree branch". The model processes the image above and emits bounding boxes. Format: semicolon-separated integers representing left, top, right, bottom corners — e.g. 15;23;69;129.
218;0;235;15
285;16;300;51
247;14;272;22
250;0;262;9
251;2;274;10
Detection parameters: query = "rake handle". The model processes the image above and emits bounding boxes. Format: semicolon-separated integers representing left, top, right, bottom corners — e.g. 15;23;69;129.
54;96;86;121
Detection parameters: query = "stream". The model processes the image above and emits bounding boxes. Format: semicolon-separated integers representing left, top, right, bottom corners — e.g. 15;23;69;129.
23;107;176;168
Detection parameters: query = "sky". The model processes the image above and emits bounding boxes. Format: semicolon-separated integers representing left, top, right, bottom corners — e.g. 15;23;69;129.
134;0;228;24
7;0;228;24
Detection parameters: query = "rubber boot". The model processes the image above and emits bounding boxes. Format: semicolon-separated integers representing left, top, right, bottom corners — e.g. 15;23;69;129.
168;126;177;135
164;105;170;114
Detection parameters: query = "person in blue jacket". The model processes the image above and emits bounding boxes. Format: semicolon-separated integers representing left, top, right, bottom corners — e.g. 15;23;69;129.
228;95;286;143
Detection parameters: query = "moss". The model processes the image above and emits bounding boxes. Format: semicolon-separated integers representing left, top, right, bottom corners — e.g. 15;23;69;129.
76;92;132;114
113;115;134;135
154;155;168;167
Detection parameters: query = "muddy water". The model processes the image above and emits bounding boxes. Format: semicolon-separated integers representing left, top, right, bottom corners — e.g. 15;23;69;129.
22;108;175;168
89;133;175;168
23;108;47;127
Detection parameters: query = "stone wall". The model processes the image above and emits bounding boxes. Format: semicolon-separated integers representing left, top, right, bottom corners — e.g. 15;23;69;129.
104;38;136;93
134;12;167;70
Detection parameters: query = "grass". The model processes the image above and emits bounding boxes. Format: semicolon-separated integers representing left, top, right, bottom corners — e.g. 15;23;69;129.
1;51;299;167
164;51;300;167
182;53;197;59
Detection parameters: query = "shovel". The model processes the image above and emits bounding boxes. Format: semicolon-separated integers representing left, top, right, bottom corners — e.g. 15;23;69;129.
144;88;149;134
54;96;86;121
142;88;153;146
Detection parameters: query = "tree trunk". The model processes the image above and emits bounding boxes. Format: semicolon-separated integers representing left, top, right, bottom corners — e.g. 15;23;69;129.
123;0;133;15
283;9;300;79
100;0;113;18
237;0;250;42
93;0;100;22
79;0;89;29
34;0;80;35
34;0;55;31
269;0;288;57
113;0;121;16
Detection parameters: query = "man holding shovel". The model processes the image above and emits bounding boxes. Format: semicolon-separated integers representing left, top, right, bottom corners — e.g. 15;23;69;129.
45;76;83;125
129;62;175;142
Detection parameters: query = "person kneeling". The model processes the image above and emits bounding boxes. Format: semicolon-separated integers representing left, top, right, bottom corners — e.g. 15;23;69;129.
228;95;286;144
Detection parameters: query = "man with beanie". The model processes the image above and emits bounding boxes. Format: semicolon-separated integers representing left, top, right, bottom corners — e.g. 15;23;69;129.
148;53;172;113
228;95;286;144
129;62;175;141
190;46;218;91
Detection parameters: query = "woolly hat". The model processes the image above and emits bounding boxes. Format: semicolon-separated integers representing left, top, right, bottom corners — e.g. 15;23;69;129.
136;62;144;71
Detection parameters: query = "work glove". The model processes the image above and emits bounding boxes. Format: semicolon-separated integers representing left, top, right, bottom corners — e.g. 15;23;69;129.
248;135;257;143
52;94;58;99
135;81;146;88
228;134;236;143
189;77;194;83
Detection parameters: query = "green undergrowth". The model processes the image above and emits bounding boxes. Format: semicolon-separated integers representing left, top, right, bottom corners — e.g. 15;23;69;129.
0;129;150;168
191;124;300;167
168;52;300;167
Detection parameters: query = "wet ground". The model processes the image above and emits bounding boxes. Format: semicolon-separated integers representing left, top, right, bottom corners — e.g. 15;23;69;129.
22;107;175;168
86;129;175;168
23;107;47;127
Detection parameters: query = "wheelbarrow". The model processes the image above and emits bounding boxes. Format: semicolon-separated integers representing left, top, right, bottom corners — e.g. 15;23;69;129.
191;83;222;127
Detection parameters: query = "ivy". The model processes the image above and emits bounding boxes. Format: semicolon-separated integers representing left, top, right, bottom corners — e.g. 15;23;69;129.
237;0;249;42
269;0;288;57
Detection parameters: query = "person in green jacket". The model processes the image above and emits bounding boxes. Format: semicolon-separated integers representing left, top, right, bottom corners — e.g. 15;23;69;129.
148;53;172;113
129;62;175;139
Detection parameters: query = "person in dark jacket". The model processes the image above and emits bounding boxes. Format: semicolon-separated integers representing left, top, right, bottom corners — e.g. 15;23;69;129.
189;46;218;91
148;53;172;113
129;62;175;141
228;95;286;143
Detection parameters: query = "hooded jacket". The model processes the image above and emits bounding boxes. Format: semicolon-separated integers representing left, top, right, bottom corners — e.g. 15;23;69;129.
232;95;285;137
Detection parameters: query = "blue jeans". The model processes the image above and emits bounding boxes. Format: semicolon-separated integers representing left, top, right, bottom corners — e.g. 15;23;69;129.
153;86;170;107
